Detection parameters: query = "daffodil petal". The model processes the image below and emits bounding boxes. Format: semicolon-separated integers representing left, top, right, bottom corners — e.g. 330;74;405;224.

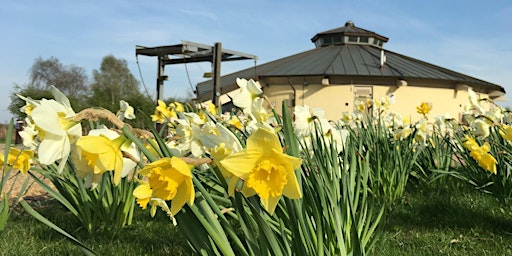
170;157;192;177
246;129;282;155
282;172;302;199
220;150;261;178
260;196;280;215
38;133;68;165
170;179;194;216
133;183;153;199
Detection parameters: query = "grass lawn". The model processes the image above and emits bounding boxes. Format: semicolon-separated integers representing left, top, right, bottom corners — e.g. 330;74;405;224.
1;177;512;255
374;178;512;255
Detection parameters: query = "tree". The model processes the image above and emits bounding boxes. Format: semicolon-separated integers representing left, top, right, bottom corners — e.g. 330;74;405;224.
88;55;155;127
9;57;90;118
29;56;89;97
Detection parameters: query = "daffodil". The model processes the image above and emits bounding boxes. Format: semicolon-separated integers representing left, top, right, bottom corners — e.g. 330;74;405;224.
462;136;479;151
471;118;491;138
463;137;497;174
499;124;512;141
204;101;217;115
0;148;34;174
340;112;352;126
416;102;432;115
468;88;485;114
118;100;135;120
232;78;263;113
414;118;430;144
220;128;302;214
133;157;194;216
72;127;141;188
18;118;38;150
228;116;243;130
18;86;82;173
151;100;177;123
75;133;128;186
172;102;185;113
469;142;497;174
175;112;206;157
355;100;365;113
293;105;313;137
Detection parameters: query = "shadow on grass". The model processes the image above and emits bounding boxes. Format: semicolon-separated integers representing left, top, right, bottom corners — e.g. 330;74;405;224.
383;181;512;235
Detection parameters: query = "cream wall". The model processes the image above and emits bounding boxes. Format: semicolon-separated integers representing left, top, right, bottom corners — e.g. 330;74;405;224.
263;82;490;122
373;85;474;121
263;84;354;119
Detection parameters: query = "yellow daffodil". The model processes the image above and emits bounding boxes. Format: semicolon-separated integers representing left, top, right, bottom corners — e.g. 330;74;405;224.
416;102;432;115
477;151;497;174
462;136;479;151
75;134;127;185
172;102;185;113
228;116;243;130
463;137;497;174
206;102;217;115
73;127;141;188
499;124;512;141
151;100;177;123
133;157;194;216
0;148;34;174
469;142;497;174
220;128;302;215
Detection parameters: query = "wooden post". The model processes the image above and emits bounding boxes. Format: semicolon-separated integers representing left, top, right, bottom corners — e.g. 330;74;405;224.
156;56;166;103
212;42;222;110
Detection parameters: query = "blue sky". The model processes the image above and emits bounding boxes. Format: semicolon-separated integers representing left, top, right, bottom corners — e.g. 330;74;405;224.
1;0;512;123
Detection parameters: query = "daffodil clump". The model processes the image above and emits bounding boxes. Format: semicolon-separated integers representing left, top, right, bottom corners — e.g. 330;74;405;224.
0;148;34;174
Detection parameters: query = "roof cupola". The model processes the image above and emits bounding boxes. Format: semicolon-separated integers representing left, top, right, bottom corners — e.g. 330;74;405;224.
311;21;389;48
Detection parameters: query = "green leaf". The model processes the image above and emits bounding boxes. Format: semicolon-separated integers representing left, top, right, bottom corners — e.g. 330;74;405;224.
0;197;9;231
19;200;98;256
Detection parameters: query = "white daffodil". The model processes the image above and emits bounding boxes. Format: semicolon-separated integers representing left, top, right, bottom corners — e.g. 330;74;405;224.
200;122;243;153
484;106;503;123
414;118;430;144
119;100;136;120
18;86;82;173
250;97;268;123
18;118;38;150
471;118;491;139
468;88;485;114
175;112;206;157
232;78;263;113
340;112;353;126
293;105;313;137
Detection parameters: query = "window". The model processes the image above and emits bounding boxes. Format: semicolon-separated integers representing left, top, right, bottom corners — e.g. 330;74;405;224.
348;36;358;43
359;36;369;43
333;34;343;44
354;86;373;102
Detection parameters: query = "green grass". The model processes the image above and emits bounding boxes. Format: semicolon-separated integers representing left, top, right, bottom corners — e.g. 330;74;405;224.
1;177;512;255
0;202;192;255
374;178;512;255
